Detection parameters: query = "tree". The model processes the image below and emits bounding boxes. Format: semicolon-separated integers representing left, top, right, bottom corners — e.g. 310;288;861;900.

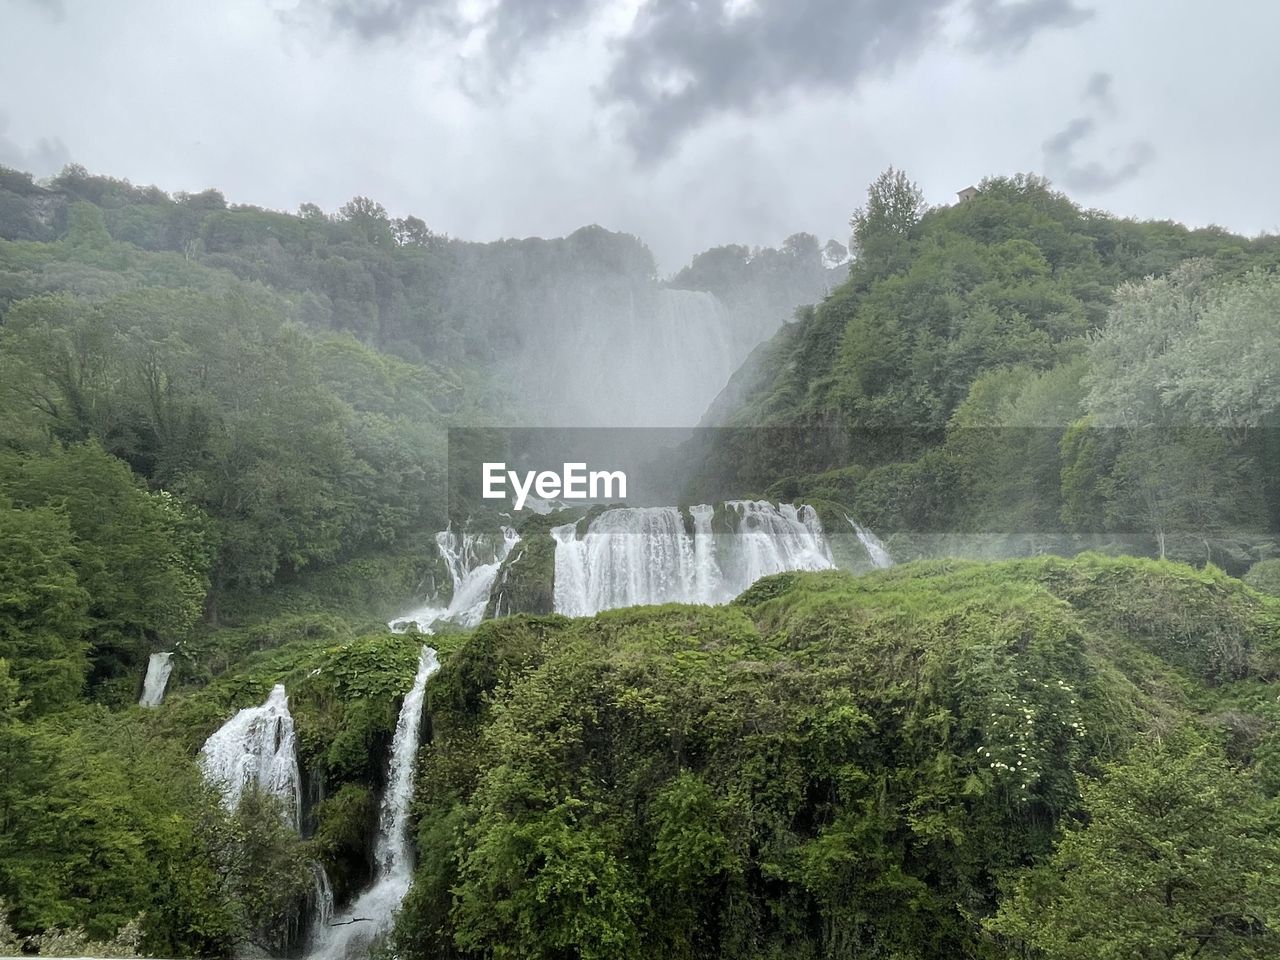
781;231;820;261
1;444;212;684
849;167;926;274
337;196;393;246
392;215;436;248
823;238;849;267
0;500;89;715
1075;265;1273;558
1083;261;1215;431
989;735;1280;959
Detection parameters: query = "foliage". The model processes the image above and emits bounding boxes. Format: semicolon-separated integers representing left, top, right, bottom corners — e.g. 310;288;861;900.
0;897;144;957
693;172;1279;573
0;500;89;714
0;443;211;698
989;734;1280;959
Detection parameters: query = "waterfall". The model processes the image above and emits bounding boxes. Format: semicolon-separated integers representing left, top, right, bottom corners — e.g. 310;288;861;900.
309;862;335;934
390;526;519;633
553;502;833;616
723;500;834;587
689;503;724;604
847;517;894;569
198;684;303;829
503;286;757;427
139;651;174;707
308;646;438;960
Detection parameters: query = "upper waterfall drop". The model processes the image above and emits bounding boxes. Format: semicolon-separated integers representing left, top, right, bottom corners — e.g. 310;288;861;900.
501;285;775;428
198;683;303;829
552;501;833;617
139;651;174;707
308;646;439;960
390;526;519;633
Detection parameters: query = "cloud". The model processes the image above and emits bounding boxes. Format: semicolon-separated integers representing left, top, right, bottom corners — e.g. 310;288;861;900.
308;0;1095;161
1082;70;1113;109
968;0;1092;53
602;0;946;161
1042;76;1154;192
316;0;597;67
0;113;70;176
604;0;1095;161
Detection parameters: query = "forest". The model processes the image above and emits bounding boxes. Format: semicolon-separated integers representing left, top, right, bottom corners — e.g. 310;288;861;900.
1;161;1279;960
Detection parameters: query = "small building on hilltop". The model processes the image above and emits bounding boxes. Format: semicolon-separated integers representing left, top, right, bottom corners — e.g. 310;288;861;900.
956;185;980;203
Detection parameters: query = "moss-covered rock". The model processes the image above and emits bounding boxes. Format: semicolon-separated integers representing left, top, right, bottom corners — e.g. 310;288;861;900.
311;783;376;904
484;512;580;617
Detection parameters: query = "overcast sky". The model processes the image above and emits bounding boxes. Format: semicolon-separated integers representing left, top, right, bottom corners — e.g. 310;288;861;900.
1;0;1276;272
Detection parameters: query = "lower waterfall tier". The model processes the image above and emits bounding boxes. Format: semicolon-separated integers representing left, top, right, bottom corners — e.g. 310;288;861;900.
553;501;834;617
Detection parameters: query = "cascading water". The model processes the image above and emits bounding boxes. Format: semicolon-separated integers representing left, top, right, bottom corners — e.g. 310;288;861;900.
139;651;174;707
722;500;834;588
553;501;833;616
390;526;519;633
198;684;303;829
309;862;335;934
199;686;345;948
503;284;766;428
847;517;894;569
308;646;438;960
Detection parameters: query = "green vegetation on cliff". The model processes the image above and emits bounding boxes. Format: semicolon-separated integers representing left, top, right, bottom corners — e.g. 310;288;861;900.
691;172;1280;573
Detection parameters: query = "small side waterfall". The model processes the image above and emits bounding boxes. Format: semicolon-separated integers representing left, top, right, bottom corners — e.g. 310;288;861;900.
308;646;438;960
847;518;894;569
390;526;520;633
139;651;174;707
198;684;303;829
553;502;833;616
309;862;335;933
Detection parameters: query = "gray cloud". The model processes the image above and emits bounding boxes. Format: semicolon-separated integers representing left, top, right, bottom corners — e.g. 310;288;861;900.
968;0;1092;53
0;113;70;175
1042;76;1155;192
309;0;1094;161
606;0;1094;161
603;0;945;161
1082;70;1113;109
317;0;596;69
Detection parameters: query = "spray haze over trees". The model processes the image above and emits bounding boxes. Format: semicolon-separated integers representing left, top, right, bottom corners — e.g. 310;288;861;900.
1;154;1279;960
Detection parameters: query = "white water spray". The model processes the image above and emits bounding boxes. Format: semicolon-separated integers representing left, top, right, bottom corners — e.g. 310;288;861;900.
390;526;519;633
198;684;303;830
847;517;894;569
553;502;833;616
308;646;438;960
139;651;173;707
